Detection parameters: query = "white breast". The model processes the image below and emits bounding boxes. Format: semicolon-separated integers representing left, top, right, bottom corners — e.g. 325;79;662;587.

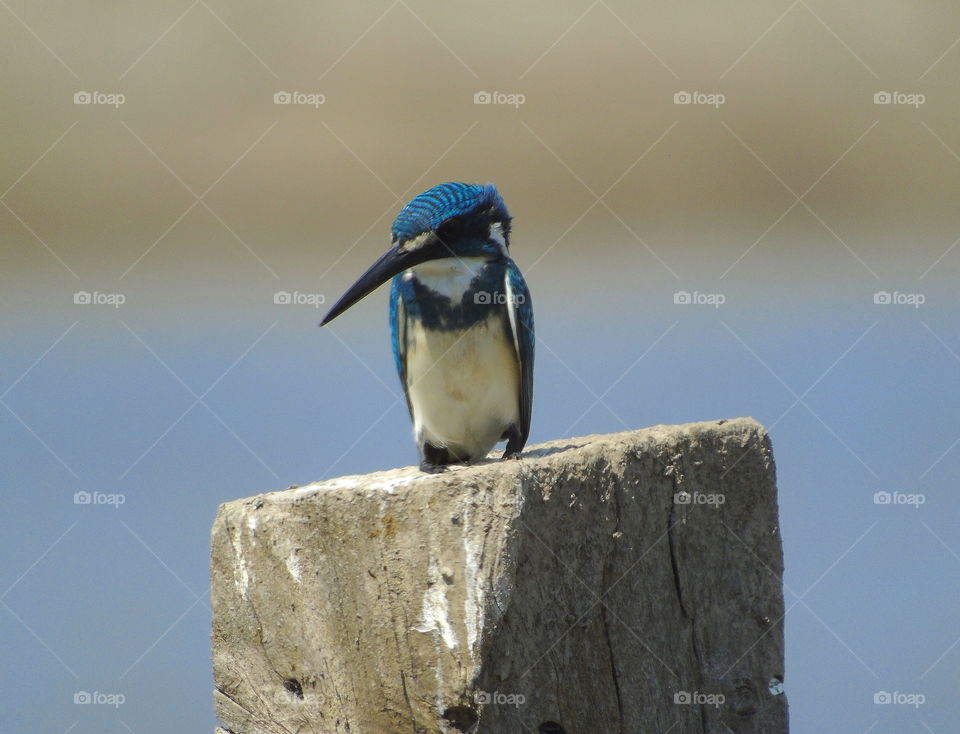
404;312;520;462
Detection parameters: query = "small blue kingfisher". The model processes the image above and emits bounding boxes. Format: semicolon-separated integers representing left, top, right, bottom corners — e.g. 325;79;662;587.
321;182;534;472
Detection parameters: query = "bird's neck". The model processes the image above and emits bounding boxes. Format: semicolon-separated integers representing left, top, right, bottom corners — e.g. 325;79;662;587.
397;256;509;331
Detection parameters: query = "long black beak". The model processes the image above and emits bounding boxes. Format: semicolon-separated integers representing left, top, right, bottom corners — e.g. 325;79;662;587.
320;243;429;326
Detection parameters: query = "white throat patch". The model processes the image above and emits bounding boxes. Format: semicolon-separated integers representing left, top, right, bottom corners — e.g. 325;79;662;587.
406;257;486;300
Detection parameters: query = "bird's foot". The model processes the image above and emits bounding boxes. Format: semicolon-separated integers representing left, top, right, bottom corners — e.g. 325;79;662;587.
501;450;522;461
419;460;449;474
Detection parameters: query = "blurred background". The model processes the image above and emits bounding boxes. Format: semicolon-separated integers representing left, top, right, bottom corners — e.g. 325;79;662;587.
2;1;959;732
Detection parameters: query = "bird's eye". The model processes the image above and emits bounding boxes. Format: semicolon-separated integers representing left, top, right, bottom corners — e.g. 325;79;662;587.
435;220;459;242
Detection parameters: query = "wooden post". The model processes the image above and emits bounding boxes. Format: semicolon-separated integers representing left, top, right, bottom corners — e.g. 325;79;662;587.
211;418;788;733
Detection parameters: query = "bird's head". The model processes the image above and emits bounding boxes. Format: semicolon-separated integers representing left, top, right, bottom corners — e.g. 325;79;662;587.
321;182;511;325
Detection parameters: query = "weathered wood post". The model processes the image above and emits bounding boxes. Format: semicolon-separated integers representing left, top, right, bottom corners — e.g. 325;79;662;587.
211;418;788;733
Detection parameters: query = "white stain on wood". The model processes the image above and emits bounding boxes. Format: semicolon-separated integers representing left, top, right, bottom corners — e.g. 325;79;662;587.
412;559;457;650
463;534;484;663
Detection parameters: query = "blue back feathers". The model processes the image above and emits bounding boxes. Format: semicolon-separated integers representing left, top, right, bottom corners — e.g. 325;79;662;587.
391;182;509;244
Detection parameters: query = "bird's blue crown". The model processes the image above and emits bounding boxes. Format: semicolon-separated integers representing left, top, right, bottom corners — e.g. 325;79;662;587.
391;182;510;245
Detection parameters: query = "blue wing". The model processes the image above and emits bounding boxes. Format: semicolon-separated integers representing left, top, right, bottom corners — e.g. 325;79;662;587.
504;259;534;446
389;274;414;420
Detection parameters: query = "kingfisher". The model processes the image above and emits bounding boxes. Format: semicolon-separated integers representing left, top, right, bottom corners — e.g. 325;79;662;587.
321;182;534;472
